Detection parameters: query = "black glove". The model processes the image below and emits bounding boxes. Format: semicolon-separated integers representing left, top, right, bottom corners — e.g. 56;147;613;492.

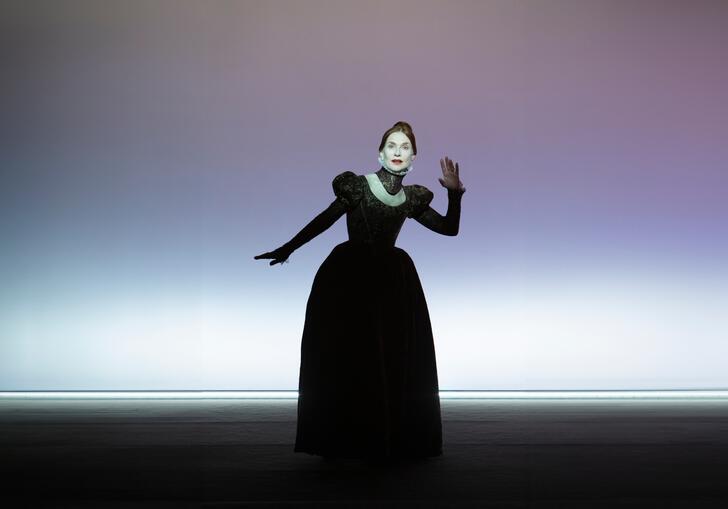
254;245;293;266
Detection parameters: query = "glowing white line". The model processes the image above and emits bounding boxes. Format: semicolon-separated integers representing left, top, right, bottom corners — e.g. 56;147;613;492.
442;390;728;399
1;390;727;399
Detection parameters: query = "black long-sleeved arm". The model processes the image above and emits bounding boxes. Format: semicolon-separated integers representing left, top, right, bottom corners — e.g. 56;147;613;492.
279;199;348;254
414;188;464;236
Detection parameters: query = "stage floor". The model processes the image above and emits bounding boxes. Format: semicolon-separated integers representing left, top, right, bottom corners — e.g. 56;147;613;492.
2;397;728;507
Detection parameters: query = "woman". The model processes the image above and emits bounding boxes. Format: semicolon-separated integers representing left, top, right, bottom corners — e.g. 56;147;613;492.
255;121;465;460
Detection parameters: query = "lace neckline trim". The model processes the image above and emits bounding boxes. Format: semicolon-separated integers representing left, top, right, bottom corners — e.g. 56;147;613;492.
364;173;406;207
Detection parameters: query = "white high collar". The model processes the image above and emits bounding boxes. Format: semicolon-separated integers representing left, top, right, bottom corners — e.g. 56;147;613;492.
365;174;406;206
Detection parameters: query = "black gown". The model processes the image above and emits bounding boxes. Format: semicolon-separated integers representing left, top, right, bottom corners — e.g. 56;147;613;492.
288;171;463;460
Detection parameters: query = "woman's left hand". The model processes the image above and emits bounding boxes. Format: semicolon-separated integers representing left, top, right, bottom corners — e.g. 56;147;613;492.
438;156;466;193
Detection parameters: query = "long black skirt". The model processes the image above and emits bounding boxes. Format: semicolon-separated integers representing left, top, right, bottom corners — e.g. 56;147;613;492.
294;240;443;459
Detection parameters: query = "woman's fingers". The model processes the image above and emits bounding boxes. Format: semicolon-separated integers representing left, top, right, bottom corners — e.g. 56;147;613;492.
255;250;288;266
255;251;279;261
441;158;451;176
438;156;464;191
441;156;459;174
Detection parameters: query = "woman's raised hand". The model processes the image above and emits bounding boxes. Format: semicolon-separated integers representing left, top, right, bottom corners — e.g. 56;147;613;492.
254;246;292;266
438;156;466;193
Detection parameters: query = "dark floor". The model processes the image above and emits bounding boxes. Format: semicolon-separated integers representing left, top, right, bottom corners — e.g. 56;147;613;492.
2;397;728;508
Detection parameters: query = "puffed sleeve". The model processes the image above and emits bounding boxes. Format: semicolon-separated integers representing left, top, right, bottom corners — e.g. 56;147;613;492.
332;171;363;211
407;184;434;218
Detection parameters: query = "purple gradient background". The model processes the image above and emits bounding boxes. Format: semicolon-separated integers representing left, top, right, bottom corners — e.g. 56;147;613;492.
2;0;727;390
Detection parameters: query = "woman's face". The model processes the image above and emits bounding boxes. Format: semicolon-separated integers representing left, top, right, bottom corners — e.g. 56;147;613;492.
380;131;415;172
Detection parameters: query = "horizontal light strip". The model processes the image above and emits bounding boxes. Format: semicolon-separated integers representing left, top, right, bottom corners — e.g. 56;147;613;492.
1;390;728;400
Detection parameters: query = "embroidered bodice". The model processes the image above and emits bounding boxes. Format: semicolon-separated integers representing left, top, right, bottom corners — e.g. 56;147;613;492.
333;171;434;248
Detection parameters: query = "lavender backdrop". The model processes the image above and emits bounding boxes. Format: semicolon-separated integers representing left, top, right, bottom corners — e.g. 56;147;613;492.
2;0;727;389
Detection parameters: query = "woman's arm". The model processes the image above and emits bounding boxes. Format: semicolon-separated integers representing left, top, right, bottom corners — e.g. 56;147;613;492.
280;199;347;253
414;156;465;236
254;199;347;265
414;188;464;236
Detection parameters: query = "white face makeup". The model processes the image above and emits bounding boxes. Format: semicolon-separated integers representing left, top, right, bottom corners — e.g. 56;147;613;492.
379;131;415;174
